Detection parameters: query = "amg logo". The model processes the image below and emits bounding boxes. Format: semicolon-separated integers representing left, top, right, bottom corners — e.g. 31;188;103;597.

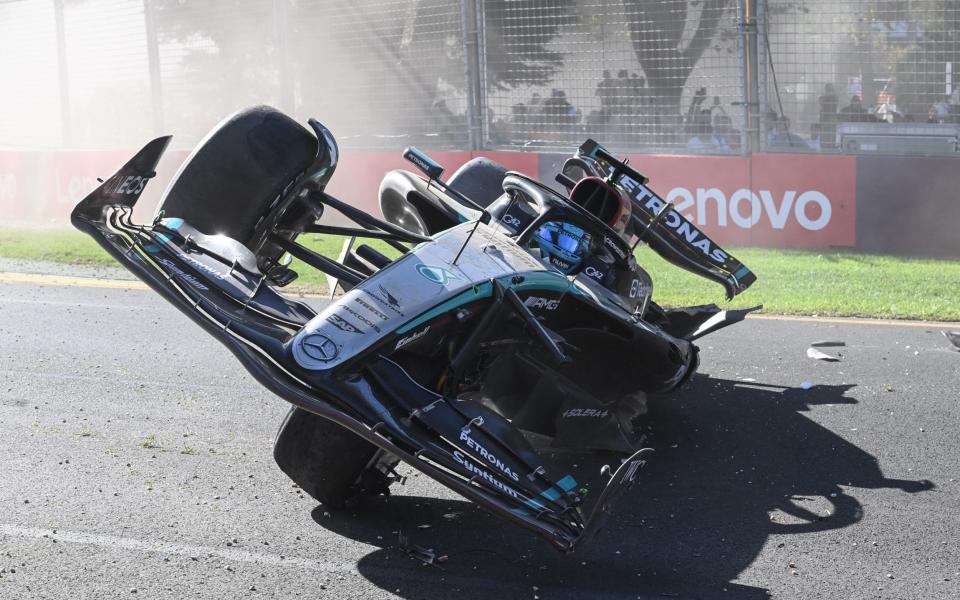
524;296;559;311
562;408;610;418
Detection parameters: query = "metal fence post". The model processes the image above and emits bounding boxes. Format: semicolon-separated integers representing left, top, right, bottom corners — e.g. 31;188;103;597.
461;0;484;150
53;0;72;146
737;0;760;155
143;0;165;136
755;0;768;152
475;0;489;150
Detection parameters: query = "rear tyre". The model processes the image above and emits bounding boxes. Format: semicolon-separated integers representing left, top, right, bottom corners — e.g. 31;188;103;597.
273;407;392;508
157;105;318;248
446;157;508;209
378;170;431;237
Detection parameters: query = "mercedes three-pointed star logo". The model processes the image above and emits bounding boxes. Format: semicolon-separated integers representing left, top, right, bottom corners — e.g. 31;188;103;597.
300;334;339;362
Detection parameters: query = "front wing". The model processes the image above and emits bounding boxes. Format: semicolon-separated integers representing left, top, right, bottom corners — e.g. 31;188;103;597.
70;138;652;553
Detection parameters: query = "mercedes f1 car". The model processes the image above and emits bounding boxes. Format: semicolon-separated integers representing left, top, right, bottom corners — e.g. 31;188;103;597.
71;106;757;553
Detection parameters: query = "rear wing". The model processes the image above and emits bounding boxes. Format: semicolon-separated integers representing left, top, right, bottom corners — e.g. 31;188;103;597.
567;140;756;299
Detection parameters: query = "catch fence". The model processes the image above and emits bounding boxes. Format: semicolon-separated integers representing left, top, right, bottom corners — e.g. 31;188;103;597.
1;0;959;155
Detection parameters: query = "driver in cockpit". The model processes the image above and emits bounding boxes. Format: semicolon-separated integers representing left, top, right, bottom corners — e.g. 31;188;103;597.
531;176;633;284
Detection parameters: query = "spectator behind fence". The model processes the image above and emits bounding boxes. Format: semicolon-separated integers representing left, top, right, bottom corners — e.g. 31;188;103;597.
685;87;709;133
929;96;950;123
950;89;960;122
876;99;901;123
595;70;615;113
686;109;714;151
809;122;826;151
838;95;877;122
819;83;839;117
510;102;529;137
629;73;646;107
711;114;737;153
615;70;630;110
542;88;578;140
768;114;811;150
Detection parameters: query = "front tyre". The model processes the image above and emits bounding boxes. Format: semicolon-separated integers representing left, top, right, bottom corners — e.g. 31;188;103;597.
273;407;396;508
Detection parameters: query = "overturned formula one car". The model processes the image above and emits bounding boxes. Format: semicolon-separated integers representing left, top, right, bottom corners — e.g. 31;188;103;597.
71;106;758;552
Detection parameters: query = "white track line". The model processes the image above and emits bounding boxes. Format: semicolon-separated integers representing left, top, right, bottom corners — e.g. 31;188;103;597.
0;523;351;573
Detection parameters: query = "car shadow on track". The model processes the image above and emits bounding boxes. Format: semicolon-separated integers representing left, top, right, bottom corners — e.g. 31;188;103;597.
310;374;934;599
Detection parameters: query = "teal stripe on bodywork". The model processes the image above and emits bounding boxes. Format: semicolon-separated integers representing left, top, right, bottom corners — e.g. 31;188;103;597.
396;282;494;334
524;497;547;511
395;270;579;334
511;473;578;514
539;475;577;502
734;266;751;279
506;271;577;294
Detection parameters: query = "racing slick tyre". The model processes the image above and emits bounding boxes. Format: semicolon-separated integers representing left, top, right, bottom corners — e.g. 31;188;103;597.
378;170;432;237
157;105;318;247
273;407;392;509
446;157;508;209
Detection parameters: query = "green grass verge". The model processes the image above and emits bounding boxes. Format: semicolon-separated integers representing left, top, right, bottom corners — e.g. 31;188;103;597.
1;228;957;321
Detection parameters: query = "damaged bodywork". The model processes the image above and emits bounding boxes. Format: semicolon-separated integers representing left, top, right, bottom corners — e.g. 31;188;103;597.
71;106;758;552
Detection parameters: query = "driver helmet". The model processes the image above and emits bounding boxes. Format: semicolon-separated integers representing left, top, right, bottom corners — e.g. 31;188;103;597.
568;176;632;240
533;221;590;274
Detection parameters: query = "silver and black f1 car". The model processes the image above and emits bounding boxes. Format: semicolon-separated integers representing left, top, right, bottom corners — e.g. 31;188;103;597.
71;106;757;553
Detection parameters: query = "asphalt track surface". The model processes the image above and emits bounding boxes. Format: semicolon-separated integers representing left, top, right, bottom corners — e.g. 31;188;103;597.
1;279;959;599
